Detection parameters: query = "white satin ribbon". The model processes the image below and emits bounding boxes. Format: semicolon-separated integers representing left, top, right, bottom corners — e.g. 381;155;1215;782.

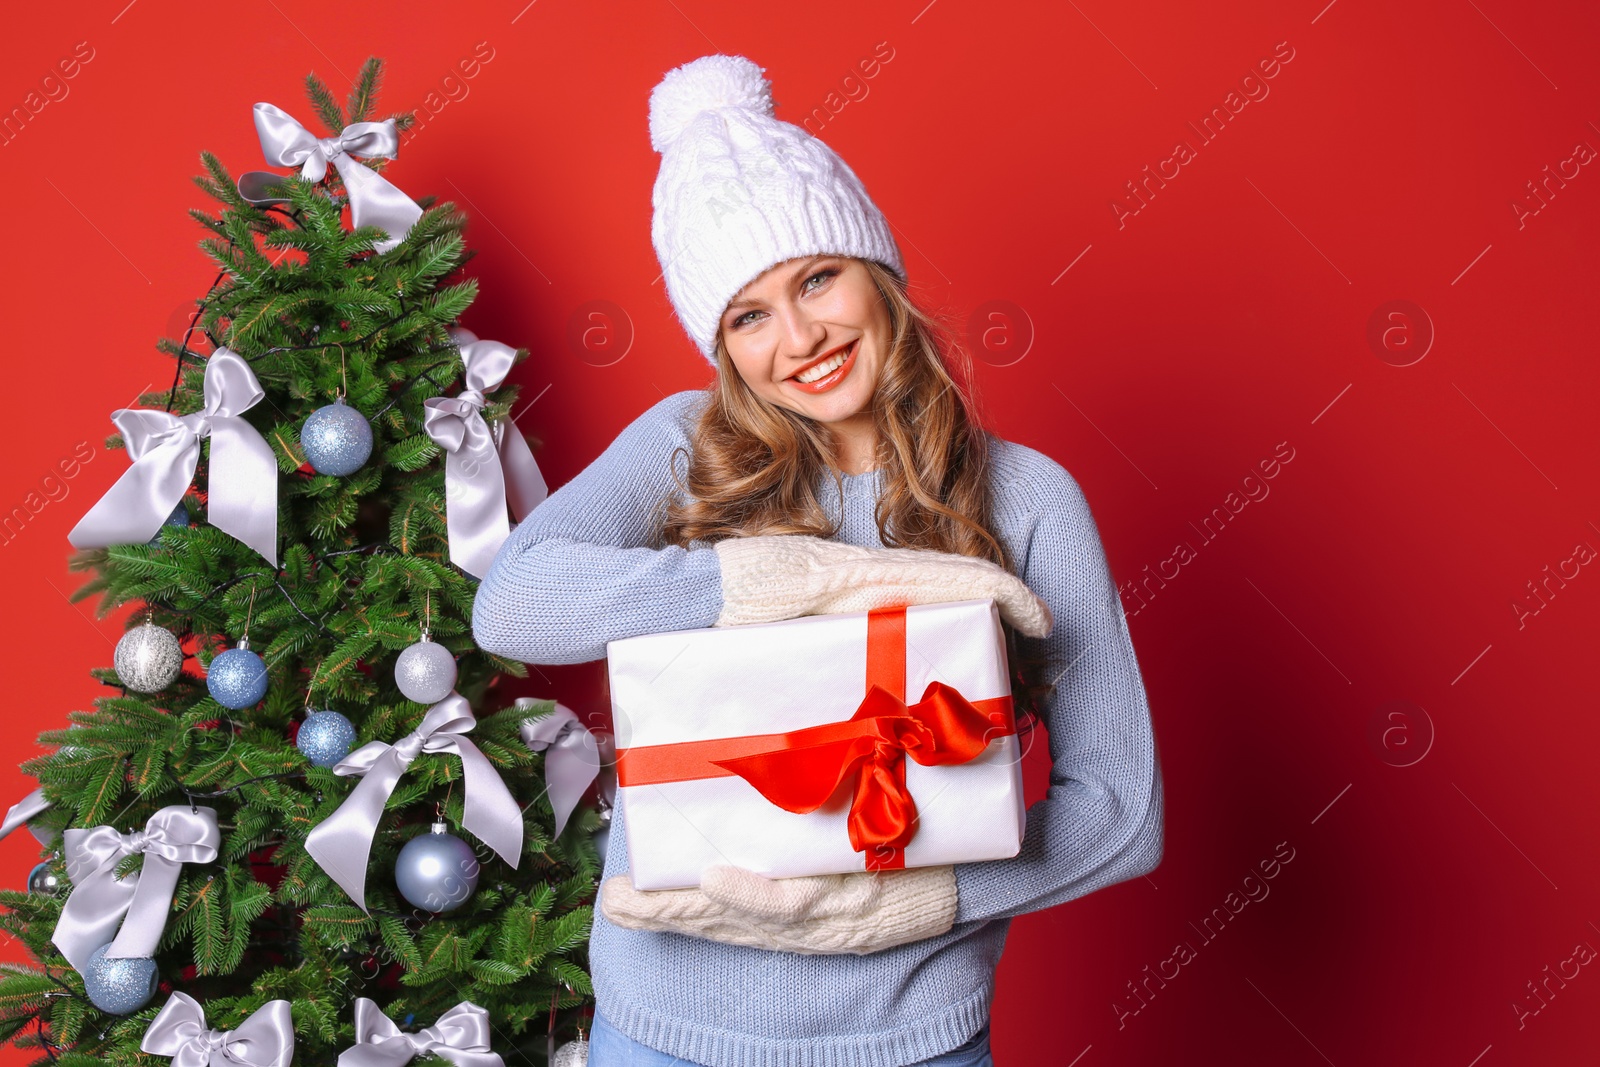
142;992;295;1067
423;328;548;579
305;694;523;912
238;102;422;254
68;349;278;565
339;999;503;1067
519;704;612;839
0;787;54;845
51;805;220;972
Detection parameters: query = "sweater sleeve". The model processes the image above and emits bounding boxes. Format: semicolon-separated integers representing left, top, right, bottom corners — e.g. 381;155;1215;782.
470;390;725;666
951;454;1165;925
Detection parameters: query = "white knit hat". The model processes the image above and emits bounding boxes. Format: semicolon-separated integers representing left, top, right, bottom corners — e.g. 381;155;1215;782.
648;54;906;366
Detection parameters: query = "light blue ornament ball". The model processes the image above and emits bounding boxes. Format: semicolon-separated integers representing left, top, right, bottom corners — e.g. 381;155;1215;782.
395;826;480;912
147;502;190;546
83;943;159;1014
302;397;373;476
207;646;268;709
297;709;356;767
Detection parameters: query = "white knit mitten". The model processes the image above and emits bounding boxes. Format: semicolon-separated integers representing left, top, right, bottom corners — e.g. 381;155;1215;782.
599;864;958;955
713;534;1052;637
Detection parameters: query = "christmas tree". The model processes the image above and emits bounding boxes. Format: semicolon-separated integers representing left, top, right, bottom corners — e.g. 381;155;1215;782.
0;58;598;1067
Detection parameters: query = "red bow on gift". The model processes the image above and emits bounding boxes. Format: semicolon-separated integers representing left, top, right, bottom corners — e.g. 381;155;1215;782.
710;677;1009;866
615;604;1016;870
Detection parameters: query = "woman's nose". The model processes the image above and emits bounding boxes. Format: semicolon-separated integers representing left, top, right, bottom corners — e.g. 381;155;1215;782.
775;303;825;359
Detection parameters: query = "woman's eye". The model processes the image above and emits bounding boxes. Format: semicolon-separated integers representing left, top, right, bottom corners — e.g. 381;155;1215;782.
730;269;836;329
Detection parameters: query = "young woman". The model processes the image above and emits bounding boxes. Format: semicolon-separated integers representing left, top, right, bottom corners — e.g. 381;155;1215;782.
471;54;1164;1067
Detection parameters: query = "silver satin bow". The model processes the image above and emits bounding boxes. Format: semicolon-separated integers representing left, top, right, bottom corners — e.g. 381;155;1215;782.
519;703;613;839
305;693;522;912
142;992;294;1067
0;786;54;845
67;348;278;565
339;999;503;1067
51;805;220;972
423;328;549;579
237;102;422;254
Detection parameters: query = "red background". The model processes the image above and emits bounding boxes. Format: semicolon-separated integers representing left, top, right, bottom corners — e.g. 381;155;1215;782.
4;1;1598;1063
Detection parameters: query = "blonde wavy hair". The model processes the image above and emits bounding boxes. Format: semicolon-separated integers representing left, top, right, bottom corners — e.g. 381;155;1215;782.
655;258;1053;729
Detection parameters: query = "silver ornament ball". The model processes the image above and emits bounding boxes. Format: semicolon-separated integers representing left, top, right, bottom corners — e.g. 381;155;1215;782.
27;862;62;896
83;943;159;1014
551;1037;589;1067
207;644;268;709
114;623;183;693
395;639;457;704
302;397;373;476
395;823;480;912
297;709;357;767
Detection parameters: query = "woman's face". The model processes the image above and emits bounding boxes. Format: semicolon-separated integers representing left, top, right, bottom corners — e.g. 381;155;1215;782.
717;255;890;427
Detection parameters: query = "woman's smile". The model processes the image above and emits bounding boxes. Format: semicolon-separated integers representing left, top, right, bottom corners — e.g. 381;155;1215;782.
787;339;859;394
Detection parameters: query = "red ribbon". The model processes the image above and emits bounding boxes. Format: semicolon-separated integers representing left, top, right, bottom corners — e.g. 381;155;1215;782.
615;604;1015;870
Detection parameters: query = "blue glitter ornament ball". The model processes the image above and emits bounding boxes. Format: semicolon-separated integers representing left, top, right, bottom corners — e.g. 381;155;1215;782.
297;709;357;767
301;397;373;476
207;644;268;709
395;823;480;912
146;502;190;547
83;943;158;1014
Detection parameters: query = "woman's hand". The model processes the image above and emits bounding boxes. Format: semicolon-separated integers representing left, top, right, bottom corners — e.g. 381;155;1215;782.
598;863;958;955
712;534;1053;637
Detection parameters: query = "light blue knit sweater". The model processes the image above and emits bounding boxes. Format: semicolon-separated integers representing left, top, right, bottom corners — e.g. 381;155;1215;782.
471;389;1164;1067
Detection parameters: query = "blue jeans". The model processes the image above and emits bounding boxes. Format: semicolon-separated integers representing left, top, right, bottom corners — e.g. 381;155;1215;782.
589;1010;993;1066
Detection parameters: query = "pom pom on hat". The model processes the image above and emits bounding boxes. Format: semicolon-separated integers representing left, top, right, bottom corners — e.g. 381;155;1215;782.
649;54;775;153
648;53;904;366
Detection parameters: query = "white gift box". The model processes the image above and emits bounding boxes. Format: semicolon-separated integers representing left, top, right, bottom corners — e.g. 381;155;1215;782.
606;598;1027;890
